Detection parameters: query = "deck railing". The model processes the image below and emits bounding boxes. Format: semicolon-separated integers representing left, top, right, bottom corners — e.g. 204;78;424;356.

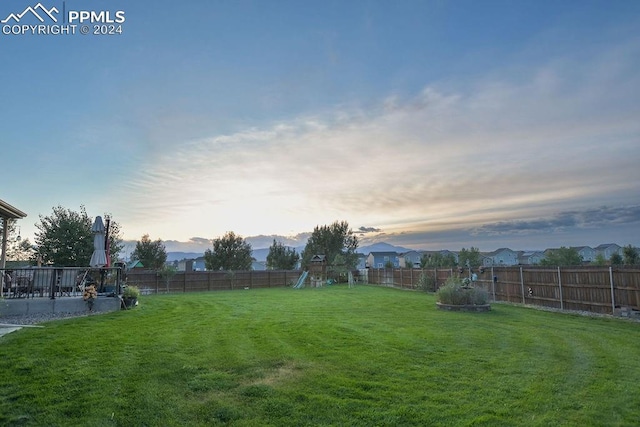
1;267;123;299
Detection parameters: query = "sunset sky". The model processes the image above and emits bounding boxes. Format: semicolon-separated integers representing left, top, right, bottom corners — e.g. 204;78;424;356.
2;0;639;253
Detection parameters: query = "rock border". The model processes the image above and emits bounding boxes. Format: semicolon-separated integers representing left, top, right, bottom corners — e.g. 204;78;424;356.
436;302;491;312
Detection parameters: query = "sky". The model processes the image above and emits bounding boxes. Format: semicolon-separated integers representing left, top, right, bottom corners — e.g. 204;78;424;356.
2;0;639;254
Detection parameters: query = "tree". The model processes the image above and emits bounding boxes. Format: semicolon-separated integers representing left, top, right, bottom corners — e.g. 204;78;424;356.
458;247;482;268
266;239;299;270
105;218;125;267
300;220;359;271
610;253;623;265
33;206;124;267
420;252;457;268
158;264;177;293
0;219;35;262
622;245;639;265
131;234;167;270
593;253;608;266
540;247;582;266
204;231;253;271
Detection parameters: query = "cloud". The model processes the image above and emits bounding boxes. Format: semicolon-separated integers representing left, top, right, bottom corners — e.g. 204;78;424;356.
115;38;640;247
471;215;577;236
188;237;212;245
358;226;382;233
245;233;310;249
573;205;640;228
472;205;640;236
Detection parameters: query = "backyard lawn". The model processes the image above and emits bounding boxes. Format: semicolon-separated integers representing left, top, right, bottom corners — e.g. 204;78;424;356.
1;285;639;426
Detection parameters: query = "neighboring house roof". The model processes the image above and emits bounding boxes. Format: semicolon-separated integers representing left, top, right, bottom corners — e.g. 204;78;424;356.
419;250;440;256
127;260;144;269
571;246;594;252
517;250;545;264
485;248;516;256
595;243;620;250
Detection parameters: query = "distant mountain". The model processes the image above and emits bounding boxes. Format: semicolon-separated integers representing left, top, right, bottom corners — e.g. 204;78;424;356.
357;242;413;254
252;247;269;262
251;246;306;262
166;252;204;262
165;242;412;264
251;242;413;262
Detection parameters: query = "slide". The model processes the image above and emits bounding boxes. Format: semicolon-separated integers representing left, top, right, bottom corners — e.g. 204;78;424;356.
293;271;308;289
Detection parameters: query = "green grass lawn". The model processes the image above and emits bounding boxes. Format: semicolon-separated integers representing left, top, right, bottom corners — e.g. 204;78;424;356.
1;285;640;426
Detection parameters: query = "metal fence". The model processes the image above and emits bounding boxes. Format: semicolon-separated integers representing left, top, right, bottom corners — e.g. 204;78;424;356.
1;267;123;299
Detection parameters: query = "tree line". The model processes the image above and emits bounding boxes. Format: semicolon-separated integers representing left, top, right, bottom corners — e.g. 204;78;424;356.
418;246;639;268
2;205;638;270
1;206;361;273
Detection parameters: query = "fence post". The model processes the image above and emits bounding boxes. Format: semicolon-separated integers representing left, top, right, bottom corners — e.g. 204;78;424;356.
520;266;525;304
609;266;616;314
557;266;564;310
183;271;187;293
491;266;496;302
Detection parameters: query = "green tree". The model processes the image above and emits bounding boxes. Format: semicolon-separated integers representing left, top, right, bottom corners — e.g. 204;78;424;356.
540;247;583;266
420;252;457;268
458;247;482;268
0;219;34;262
266;239;299;270
105;218;125;267
131;234;167;270
158;264;177;293
610;253;623;265
204;231;253;271
593;253;608;266
330;253;352;280
34;206;124;267
622;245;639;265
300;220;359;271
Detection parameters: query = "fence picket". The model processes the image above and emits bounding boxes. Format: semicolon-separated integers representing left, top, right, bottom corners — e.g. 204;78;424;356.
103;266;640;316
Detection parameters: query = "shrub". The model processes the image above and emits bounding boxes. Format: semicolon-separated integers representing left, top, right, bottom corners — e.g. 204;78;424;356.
417;272;435;292
436;277;488;305
122;285;140;299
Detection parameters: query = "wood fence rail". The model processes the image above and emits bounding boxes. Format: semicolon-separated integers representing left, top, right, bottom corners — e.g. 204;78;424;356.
126;269;302;294
126;266;640;315
365;266;640;315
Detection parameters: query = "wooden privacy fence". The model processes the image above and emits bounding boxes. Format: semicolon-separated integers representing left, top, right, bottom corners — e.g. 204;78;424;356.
126;269;302;294
125;266;640;315
366;266;640;315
